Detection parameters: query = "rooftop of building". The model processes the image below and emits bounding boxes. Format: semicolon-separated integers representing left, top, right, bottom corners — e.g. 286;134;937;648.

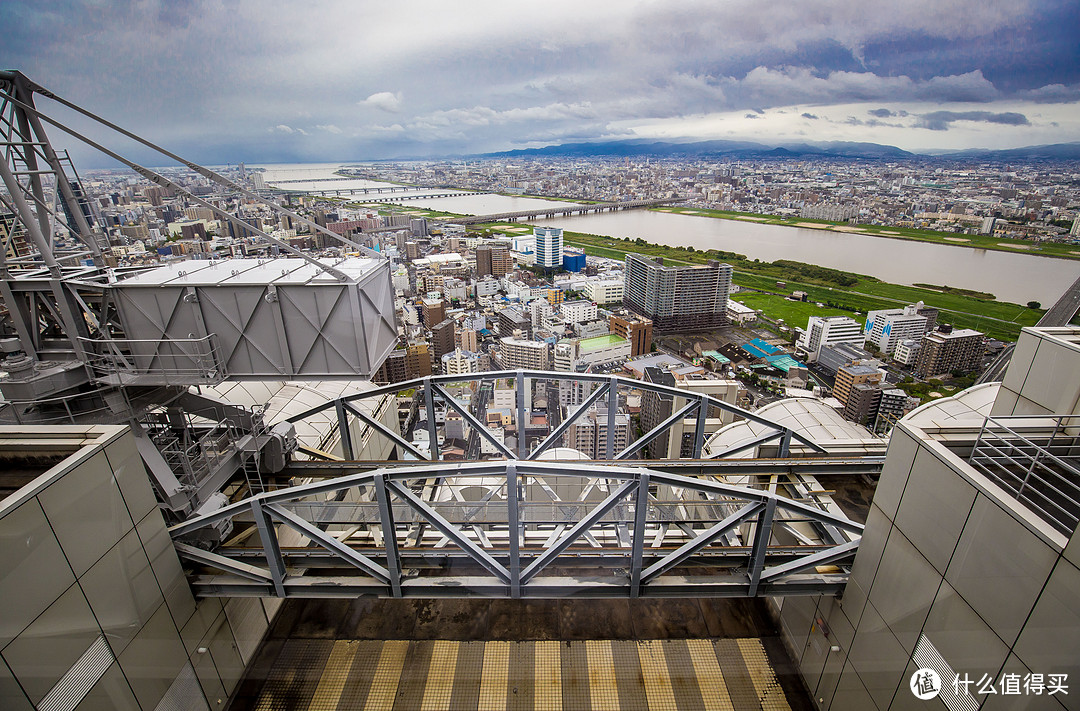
926;327;985;339
578;333;628;352
704;396;882;457
838;363;883;376
116;257;382;287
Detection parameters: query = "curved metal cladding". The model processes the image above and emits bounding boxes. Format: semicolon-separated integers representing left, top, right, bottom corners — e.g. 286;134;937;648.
110;258;398;380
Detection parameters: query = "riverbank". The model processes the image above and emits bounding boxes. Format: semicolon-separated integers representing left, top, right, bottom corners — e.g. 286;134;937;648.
545;229;1043;342
650;206;1080;262
362;201;1045;341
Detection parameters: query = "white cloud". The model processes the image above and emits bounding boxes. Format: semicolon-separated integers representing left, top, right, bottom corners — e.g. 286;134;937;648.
362;92;403;113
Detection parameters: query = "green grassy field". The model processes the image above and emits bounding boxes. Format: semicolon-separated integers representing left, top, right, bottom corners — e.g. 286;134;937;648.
554;229;1042;341
650;206;1080;261
334;200;1043;342
730;292;850;326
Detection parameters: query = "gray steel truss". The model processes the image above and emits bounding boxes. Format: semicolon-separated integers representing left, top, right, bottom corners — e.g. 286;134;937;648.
170;460;862;599
282;370;829;462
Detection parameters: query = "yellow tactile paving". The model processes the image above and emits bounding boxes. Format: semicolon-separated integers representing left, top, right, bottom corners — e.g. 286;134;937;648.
363;640;409;711
421;640;460;710
534;641;562;711
736;638;791;711
244;636;802;710
306;641;355;711
585;640;620;711
686;640;736;711
478;641;511;711
637;640;678;711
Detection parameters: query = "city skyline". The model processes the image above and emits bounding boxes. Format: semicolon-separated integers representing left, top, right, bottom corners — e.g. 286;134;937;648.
2;0;1079;166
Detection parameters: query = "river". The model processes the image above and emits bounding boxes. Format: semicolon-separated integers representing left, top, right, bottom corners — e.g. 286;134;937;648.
254;164;1077;306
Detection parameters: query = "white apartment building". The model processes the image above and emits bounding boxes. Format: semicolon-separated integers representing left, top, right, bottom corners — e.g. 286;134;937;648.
561;299;598;325
797;316;864;362
587;279;623;304
498;337;550;370
864;304;929;355
441;348;480;375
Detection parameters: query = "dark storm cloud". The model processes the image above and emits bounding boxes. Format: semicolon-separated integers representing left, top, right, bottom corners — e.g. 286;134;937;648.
868;108;895;117
915;111;1031;131
0;0;1075;162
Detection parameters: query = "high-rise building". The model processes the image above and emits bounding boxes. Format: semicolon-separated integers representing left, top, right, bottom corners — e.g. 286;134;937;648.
914;326;985;378
843;382;883;425
623;254;732;334
498;337;550;370
833;361;884;409
864;304;930;355
476;240;512;278
798;316;864;362
460;328;478;353
374;349;408;384
534;227;563;270
562;406;632;459
497;307;531;339
405;343;433;379
421;297;445;327
430;318;456;365
475;244;494;277
441;348;479;375
609;314;653;357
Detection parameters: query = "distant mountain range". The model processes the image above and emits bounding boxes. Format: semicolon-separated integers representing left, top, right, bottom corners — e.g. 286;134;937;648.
476;139;1080;161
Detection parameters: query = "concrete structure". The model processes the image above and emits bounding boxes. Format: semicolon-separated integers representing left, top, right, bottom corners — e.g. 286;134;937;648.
726;298;759;326
817;342;872;377
421;296;445;327
623;254;732;334
441;348;480;375
561;299;598;325
609;313;653;357
587;279;623;305
405;343;433;379
554;333;630;372
893;338;921;366
915;326;986;378
834;362;885;410
562;406;632;460
498;337;550;370
798;316;864;363
864;304;930;355
430;318;456;365
562;248;586;272
775;326;1080;710
497;306;531;339
475;242;511;277
534;227;563;269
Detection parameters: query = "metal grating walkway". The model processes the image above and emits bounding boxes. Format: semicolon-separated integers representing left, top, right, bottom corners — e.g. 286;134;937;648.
242;638;792;711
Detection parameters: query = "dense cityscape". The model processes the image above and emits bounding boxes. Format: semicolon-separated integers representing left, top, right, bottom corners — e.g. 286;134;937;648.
3;0;1080;708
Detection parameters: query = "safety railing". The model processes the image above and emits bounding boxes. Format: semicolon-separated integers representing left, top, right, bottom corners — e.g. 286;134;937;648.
969;414;1080;536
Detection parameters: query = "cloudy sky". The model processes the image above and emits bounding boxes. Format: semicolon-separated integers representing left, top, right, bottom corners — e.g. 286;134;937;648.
2;0;1079;165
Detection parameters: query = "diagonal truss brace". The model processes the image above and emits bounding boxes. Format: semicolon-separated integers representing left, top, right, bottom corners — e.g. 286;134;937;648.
759;539;860;583
265;503;391;584
520;479;638;584
529;381;611;460
432;383;516;459
173;542;273;583
343;400;431;461
640;502;763;584
616;399;699;460
386;479;511;583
